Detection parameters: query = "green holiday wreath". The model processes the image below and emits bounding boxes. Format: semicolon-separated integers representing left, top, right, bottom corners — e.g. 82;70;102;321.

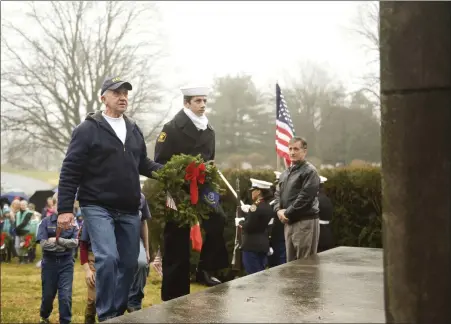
151;154;224;227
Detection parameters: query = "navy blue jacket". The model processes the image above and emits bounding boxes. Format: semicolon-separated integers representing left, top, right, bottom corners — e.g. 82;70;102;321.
57;111;162;214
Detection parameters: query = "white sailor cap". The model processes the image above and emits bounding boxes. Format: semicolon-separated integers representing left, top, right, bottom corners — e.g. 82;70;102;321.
274;171;281;180
249;178;273;190
180;86;210;97
320;176;328;183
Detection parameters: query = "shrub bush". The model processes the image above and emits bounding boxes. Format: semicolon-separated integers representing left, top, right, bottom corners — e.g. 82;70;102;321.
321;166;382;248
143;166;382;276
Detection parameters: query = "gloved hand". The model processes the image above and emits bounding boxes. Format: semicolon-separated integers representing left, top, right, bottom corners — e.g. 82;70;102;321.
240;204;252;213
235;217;245;226
267;247;274;256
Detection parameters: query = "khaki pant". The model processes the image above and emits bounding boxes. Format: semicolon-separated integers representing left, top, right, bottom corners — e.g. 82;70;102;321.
85;253;96;323
284;218;320;262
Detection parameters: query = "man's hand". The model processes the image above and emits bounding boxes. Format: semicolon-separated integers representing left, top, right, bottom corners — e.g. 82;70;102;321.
85;268;96;288
277;209;289;224
48;237;57;243
57;213;74;230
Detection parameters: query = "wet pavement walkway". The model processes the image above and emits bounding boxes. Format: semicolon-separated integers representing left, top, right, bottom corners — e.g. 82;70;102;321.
108;246;384;323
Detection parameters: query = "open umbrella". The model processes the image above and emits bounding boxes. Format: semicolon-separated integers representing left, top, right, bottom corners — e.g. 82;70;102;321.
0;190;29;204
29;190;56;213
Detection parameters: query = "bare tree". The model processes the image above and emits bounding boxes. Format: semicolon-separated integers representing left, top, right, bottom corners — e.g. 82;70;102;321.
349;1;380;104
282;61;347;157
1;1;169;154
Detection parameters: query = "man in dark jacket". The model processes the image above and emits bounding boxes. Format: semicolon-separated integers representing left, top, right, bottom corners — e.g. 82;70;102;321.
273;136;320;261
154;86;228;301
56;76;162;322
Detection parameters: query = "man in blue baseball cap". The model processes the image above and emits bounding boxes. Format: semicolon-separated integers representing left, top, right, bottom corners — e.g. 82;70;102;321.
57;75;162;321
100;76;132;96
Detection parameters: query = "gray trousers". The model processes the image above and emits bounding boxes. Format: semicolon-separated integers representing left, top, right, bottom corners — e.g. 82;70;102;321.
127;240;148;310
284;218;320;262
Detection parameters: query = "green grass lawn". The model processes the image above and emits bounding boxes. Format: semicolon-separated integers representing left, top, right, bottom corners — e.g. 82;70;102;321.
1;247;206;323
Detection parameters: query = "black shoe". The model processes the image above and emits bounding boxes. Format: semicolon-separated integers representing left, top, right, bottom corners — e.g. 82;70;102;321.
196;270;222;287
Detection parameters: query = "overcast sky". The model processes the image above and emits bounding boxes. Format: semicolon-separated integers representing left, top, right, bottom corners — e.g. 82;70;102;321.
1;1;377;108
158;1;375;93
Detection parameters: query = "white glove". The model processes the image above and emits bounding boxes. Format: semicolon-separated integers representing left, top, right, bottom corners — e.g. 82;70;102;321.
240;204;252;213
267;247;274;256
235;217;245;226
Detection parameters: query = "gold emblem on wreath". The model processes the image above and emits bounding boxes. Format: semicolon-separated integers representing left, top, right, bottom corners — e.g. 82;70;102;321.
250;204;257;212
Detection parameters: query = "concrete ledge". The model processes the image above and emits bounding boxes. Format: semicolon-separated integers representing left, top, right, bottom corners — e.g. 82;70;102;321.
107;247;384;323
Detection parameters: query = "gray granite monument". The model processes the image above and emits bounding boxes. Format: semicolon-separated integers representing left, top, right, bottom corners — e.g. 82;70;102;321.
107;246;384;323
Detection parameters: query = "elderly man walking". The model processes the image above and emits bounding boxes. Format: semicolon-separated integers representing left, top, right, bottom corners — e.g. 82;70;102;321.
273;136;320;261
57;76;162;321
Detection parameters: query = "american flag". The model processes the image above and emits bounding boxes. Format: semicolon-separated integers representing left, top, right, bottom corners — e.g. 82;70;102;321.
276;83;295;167
166;192;177;211
151;248;163;277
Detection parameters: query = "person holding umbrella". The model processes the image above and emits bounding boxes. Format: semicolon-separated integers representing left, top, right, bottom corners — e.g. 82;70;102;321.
29;190;56;216
0;191;29;205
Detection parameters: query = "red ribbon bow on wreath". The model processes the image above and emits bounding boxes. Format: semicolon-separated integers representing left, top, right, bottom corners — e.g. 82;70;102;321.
184;162;206;204
23;234;33;249
0;233;6;246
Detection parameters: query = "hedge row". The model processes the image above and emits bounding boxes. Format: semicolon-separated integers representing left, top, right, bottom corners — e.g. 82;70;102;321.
143;166;382;275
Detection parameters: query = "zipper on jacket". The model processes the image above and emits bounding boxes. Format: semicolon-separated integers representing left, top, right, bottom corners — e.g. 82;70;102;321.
98;123;128;153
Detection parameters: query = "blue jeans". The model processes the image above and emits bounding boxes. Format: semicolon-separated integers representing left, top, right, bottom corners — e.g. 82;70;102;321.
268;240;287;267
128;240;148;310
81;205;141;321
242;251;268;274
40;255;74;324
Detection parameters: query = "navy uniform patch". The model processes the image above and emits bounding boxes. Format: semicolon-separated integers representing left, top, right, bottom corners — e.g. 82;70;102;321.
158;132;167;143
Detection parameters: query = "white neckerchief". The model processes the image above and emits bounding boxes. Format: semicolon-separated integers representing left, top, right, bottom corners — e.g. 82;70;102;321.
183;108;209;131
